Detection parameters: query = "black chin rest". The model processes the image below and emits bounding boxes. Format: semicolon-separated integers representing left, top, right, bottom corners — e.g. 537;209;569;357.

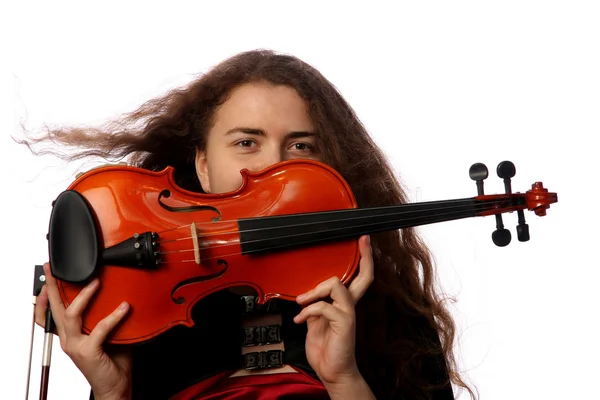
48;190;99;283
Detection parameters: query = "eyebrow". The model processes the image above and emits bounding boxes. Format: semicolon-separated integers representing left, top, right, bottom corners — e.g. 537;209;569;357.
224;127;317;139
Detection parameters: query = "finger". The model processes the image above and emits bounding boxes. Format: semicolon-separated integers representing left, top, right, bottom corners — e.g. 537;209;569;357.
34;287;59;334
347;235;374;303
34;285;49;328
293;301;350;328
43;263;67;332
62;278;100;337
296;276;355;314
88;301;130;347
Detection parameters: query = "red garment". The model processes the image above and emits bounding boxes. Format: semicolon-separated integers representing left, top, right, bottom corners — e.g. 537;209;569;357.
169;367;330;400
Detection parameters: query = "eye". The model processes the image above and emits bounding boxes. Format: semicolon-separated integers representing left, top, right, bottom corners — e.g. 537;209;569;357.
290;142;313;151
236;139;256;148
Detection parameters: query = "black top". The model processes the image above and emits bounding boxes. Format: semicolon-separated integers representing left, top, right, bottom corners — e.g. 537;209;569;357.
89;290;454;400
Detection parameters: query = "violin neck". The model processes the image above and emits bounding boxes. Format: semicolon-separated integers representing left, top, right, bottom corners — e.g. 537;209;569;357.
237;195;525;254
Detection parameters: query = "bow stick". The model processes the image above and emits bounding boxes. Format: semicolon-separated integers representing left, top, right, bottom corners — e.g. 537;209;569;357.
25;264;55;400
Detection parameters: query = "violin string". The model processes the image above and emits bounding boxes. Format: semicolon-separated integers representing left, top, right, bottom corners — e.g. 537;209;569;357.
159;249;195;255
160;205;488;264
156;198;512;244
156;200;513;263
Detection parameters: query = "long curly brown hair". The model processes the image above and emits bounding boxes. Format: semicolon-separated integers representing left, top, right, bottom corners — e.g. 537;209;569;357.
19;49;477;399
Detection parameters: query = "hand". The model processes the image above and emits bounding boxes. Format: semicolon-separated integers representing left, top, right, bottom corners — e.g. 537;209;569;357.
294;235;374;388
35;263;132;400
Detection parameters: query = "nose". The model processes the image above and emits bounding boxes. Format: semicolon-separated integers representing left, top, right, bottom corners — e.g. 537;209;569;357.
252;149;284;172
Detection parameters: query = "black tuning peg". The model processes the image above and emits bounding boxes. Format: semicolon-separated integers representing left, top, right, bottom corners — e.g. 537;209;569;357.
492;214;512;246
469;163;488;195
497;161;516;194
516;209;530;242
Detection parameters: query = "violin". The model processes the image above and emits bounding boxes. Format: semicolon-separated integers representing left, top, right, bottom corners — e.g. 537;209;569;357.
45;159;557;345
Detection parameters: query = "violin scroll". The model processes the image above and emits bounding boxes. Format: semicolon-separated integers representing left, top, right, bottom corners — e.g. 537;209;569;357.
527;182;557;217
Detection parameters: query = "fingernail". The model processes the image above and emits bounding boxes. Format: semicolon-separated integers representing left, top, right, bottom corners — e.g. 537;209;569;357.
119;302;128;312
296;293;306;301
87;279;99;289
367;235;371;244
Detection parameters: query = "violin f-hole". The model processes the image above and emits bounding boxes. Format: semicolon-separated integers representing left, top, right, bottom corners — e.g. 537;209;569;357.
158;190;222;221
170;259;229;305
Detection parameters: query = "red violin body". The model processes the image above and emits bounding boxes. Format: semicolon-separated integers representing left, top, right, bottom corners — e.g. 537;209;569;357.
50;160;360;344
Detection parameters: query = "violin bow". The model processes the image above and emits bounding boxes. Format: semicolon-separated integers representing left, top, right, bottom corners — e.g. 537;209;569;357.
25;264;55;400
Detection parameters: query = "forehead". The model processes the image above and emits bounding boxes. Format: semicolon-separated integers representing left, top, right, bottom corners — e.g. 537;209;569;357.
212;82;314;130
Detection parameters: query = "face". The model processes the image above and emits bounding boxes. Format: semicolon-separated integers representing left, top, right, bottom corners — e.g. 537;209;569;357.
195;82;321;194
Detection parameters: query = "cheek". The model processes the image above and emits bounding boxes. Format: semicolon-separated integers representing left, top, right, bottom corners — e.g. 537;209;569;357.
208;159;245;194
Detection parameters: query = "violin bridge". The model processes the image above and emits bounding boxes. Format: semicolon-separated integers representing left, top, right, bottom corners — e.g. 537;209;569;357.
191;222;201;265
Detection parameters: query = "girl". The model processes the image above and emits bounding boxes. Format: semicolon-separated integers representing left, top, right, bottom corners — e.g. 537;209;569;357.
26;49;475;399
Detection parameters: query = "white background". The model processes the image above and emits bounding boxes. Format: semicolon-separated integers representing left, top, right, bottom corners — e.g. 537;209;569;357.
1;1;598;399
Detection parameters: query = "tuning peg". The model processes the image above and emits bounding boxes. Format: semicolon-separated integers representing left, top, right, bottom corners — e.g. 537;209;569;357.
492;214;511;246
516;209;530;242
497;161;516;194
469;163;488;195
